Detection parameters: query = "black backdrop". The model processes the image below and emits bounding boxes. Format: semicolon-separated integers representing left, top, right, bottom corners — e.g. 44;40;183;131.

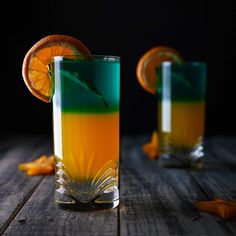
3;0;235;136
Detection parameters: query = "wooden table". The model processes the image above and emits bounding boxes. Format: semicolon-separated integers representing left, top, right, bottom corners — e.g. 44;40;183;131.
0;134;236;236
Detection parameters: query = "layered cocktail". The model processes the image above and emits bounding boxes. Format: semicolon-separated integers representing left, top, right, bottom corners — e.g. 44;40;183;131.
52;56;120;208
157;62;207;168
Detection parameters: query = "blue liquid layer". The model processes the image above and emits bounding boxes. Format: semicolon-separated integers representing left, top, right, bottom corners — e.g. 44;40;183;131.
157;62;207;102
53;57;120;113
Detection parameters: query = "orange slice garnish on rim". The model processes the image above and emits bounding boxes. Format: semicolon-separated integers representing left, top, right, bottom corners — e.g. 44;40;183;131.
136;46;183;94
22;34;91;102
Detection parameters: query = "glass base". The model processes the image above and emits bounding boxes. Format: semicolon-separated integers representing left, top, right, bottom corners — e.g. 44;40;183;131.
55;182;119;210
55;178;119;210
56;198;119;211
158;145;204;170
55;158;119;210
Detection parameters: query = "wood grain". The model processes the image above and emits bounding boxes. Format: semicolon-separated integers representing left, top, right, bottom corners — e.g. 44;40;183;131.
190;136;236;234
119;136;236;236
0;135;52;235
1;134;236;236
3;176;118;236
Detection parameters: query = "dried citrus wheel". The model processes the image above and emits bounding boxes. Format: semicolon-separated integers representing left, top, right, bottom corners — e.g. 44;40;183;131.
136;46;183;94
22;35;91;102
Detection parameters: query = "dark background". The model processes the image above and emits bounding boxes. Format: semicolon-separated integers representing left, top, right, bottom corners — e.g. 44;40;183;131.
3;0;235;136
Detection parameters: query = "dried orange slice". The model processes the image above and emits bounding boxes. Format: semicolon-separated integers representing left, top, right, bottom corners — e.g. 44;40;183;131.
22;35;91;102
136;46;183;94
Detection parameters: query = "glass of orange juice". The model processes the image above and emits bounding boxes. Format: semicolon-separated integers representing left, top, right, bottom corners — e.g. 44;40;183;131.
157;61;207;169
52;55;120;209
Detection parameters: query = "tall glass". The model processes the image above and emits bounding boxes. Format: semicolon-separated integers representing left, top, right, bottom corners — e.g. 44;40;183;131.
52;55;120;209
157;62;207;169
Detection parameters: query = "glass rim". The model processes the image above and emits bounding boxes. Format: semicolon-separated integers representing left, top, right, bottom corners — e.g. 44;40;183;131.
161;61;207;67
53;54;120;62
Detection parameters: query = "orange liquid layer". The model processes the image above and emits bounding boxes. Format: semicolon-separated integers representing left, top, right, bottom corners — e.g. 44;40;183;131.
158;101;205;147
55;112;119;180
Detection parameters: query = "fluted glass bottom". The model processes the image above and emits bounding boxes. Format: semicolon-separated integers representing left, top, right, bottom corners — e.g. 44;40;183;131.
55;158;119;210
158;136;204;170
55;186;119;210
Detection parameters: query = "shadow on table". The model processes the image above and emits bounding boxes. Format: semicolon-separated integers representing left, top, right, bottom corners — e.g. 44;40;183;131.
57;202;118;213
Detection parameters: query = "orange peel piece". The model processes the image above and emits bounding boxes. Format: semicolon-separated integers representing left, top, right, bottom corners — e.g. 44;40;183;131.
193;198;236;219
26;164;54;176
19;154;55;176
142;130;159;159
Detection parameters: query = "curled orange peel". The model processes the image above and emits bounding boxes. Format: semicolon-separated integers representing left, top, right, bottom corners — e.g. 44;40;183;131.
193;198;236;219
19;155;55;176
142;130;159;159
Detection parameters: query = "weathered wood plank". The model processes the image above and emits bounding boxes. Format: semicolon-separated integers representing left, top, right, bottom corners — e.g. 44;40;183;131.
3;175;118;236
190;136;236;234
0;134;29;157
190;137;236;199
0;135;52;235
1;134;236;236
201;136;236;169
120;136;235;236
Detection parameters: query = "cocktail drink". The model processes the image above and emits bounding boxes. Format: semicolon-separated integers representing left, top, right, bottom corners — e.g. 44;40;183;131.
52;55;120;208
157;62;207;169
21;35;121;209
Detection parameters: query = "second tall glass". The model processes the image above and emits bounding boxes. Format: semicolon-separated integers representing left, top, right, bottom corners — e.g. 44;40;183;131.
157;62;207;169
